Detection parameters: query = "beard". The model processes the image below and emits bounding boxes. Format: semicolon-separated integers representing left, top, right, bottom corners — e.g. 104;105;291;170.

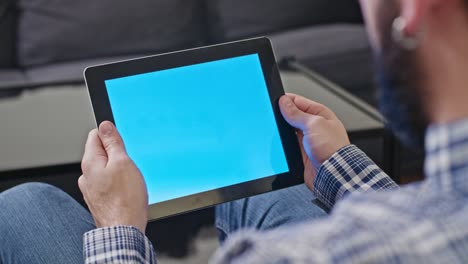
373;1;429;150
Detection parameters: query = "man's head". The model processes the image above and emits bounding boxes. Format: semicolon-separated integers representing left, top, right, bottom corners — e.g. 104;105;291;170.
359;0;468;149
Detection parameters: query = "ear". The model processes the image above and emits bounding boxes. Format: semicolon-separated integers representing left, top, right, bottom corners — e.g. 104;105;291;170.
399;0;430;36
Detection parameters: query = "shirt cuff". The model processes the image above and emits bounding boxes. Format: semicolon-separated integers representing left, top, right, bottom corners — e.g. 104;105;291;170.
84;226;156;264
313;145;398;209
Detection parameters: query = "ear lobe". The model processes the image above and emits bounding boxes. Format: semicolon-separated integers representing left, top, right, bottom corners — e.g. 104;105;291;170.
399;0;429;37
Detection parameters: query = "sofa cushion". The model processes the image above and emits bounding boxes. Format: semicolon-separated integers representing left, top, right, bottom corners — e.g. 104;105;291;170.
0;70;28;93
269;24;376;106
17;0;205;67
0;55;152;98
24;55;152;85
0;0;17;68
205;0;362;42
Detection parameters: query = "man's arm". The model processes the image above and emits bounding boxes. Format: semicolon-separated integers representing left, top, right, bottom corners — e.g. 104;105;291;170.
79;122;156;264
313;144;399;209
278;94;398;210
84;226;156;264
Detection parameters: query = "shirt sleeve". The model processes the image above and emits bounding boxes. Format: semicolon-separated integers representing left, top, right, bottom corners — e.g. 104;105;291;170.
83;226;156;264
313;144;399;209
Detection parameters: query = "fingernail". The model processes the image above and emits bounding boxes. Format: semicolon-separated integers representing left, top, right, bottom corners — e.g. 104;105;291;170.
282;96;293;108
100;122;113;137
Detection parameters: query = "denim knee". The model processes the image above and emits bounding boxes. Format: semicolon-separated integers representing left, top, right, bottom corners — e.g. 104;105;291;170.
0;182;68;211
0;183;94;264
2;182;60;199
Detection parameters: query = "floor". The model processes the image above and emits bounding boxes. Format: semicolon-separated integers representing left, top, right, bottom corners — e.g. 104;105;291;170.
158;227;218;264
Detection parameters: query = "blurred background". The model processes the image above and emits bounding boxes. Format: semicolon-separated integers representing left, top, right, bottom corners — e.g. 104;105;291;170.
0;0;424;263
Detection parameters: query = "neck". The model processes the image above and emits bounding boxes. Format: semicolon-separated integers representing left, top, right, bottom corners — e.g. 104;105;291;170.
425;58;468;124
419;5;468;124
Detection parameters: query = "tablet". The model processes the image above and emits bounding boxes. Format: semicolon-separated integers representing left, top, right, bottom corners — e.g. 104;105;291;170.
84;37;304;220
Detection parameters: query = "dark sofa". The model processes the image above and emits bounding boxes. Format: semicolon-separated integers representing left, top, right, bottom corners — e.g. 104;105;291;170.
0;0;376;103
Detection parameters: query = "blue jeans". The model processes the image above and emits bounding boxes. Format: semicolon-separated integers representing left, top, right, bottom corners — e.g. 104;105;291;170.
215;184;328;242
0;183;95;264
0;183;326;263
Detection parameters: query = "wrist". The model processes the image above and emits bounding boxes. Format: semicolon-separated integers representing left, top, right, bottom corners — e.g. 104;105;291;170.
312;144;368;209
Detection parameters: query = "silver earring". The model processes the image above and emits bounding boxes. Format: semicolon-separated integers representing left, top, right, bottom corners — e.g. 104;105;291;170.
392;17;421;50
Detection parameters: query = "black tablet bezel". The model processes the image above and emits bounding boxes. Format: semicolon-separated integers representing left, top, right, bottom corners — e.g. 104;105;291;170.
84;37;304;220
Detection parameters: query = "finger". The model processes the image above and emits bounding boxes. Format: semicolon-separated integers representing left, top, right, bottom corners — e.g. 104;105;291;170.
279;95;310;131
285;93;337;120
82;129;107;173
296;130;308;165
78;176;91;208
78;175;86;193
98;121;127;160
296;130;317;190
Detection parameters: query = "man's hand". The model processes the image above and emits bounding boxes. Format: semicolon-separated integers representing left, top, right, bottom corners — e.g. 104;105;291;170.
279;94;350;190
79;121;148;233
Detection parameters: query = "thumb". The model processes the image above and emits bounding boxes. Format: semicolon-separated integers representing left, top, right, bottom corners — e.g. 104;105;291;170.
98;121;127;159
279;95;310;131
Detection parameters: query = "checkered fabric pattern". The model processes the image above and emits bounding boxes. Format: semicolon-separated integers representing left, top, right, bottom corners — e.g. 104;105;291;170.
84;118;468;264
313;145;399;209
84;226;155;264
212;119;468;263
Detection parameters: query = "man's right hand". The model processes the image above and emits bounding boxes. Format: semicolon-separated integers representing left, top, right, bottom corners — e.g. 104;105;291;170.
279;93;350;190
79;121;148;233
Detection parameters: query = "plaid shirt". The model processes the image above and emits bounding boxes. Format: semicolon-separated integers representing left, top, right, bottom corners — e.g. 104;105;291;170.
84;118;468;264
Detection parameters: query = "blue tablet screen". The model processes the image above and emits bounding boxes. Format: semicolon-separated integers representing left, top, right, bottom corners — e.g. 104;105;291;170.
105;54;289;204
